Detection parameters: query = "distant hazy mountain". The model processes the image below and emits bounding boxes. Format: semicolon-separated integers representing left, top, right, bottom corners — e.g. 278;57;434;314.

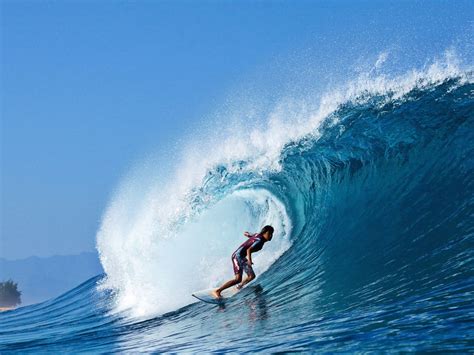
0;252;103;306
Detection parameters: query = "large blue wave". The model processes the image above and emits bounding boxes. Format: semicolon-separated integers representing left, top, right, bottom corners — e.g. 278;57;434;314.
1;72;473;352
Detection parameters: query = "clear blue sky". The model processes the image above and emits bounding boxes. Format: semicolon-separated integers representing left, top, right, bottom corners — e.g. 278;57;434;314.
1;0;472;259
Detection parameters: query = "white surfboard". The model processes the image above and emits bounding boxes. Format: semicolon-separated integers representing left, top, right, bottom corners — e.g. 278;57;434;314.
192;287;240;304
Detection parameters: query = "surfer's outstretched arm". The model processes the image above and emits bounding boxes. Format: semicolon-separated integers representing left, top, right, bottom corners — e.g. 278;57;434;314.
244;231;254;238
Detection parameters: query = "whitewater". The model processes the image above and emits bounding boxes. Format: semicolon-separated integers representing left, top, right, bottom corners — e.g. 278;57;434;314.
1;53;473;352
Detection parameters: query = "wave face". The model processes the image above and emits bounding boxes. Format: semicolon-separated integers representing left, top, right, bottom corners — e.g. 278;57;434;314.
1;66;474;352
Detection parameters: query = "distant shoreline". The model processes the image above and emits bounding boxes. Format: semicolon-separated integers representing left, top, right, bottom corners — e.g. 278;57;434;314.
0;306;15;312
1;251;103;306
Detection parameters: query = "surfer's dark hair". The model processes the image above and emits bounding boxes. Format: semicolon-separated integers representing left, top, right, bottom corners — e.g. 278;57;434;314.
260;225;274;235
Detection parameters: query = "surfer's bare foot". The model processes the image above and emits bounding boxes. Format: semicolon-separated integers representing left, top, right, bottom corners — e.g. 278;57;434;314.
236;284;243;290
212;289;221;299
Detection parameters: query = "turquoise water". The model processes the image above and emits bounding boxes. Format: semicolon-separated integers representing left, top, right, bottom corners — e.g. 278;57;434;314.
1;72;473;352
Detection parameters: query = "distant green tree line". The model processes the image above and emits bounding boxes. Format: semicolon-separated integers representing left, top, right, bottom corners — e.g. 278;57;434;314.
0;280;22;307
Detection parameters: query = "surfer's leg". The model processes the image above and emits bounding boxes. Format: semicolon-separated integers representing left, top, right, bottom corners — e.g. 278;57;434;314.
237;264;255;289
213;255;243;299
213;274;242;299
240;273;255;288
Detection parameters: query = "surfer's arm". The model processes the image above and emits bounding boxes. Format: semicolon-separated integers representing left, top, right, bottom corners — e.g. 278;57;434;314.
244;231;254;238
246;249;253;265
246;239;263;264
247;244;260;265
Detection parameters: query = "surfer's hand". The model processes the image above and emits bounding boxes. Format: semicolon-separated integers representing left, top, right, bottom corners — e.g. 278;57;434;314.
244;231;251;237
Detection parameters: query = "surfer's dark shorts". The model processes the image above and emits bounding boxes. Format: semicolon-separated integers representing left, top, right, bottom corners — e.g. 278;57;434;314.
231;252;254;277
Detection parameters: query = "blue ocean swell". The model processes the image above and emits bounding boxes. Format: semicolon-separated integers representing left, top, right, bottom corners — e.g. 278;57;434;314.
188;76;474;349
1;77;473;352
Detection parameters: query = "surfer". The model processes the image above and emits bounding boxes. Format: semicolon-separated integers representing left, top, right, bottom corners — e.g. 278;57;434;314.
212;225;274;299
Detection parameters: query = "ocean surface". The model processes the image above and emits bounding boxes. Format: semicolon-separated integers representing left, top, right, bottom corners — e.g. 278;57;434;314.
1;61;473;352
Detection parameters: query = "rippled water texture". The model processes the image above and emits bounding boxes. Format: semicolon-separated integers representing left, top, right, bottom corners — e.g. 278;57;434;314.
1;74;473;352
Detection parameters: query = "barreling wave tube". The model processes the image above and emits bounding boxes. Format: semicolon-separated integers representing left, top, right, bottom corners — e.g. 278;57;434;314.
1;57;473;352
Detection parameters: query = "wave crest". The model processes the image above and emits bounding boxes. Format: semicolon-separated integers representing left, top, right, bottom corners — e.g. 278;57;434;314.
97;52;473;318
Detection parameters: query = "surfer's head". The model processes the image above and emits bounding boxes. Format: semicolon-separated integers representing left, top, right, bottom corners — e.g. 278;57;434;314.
260;225;274;241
